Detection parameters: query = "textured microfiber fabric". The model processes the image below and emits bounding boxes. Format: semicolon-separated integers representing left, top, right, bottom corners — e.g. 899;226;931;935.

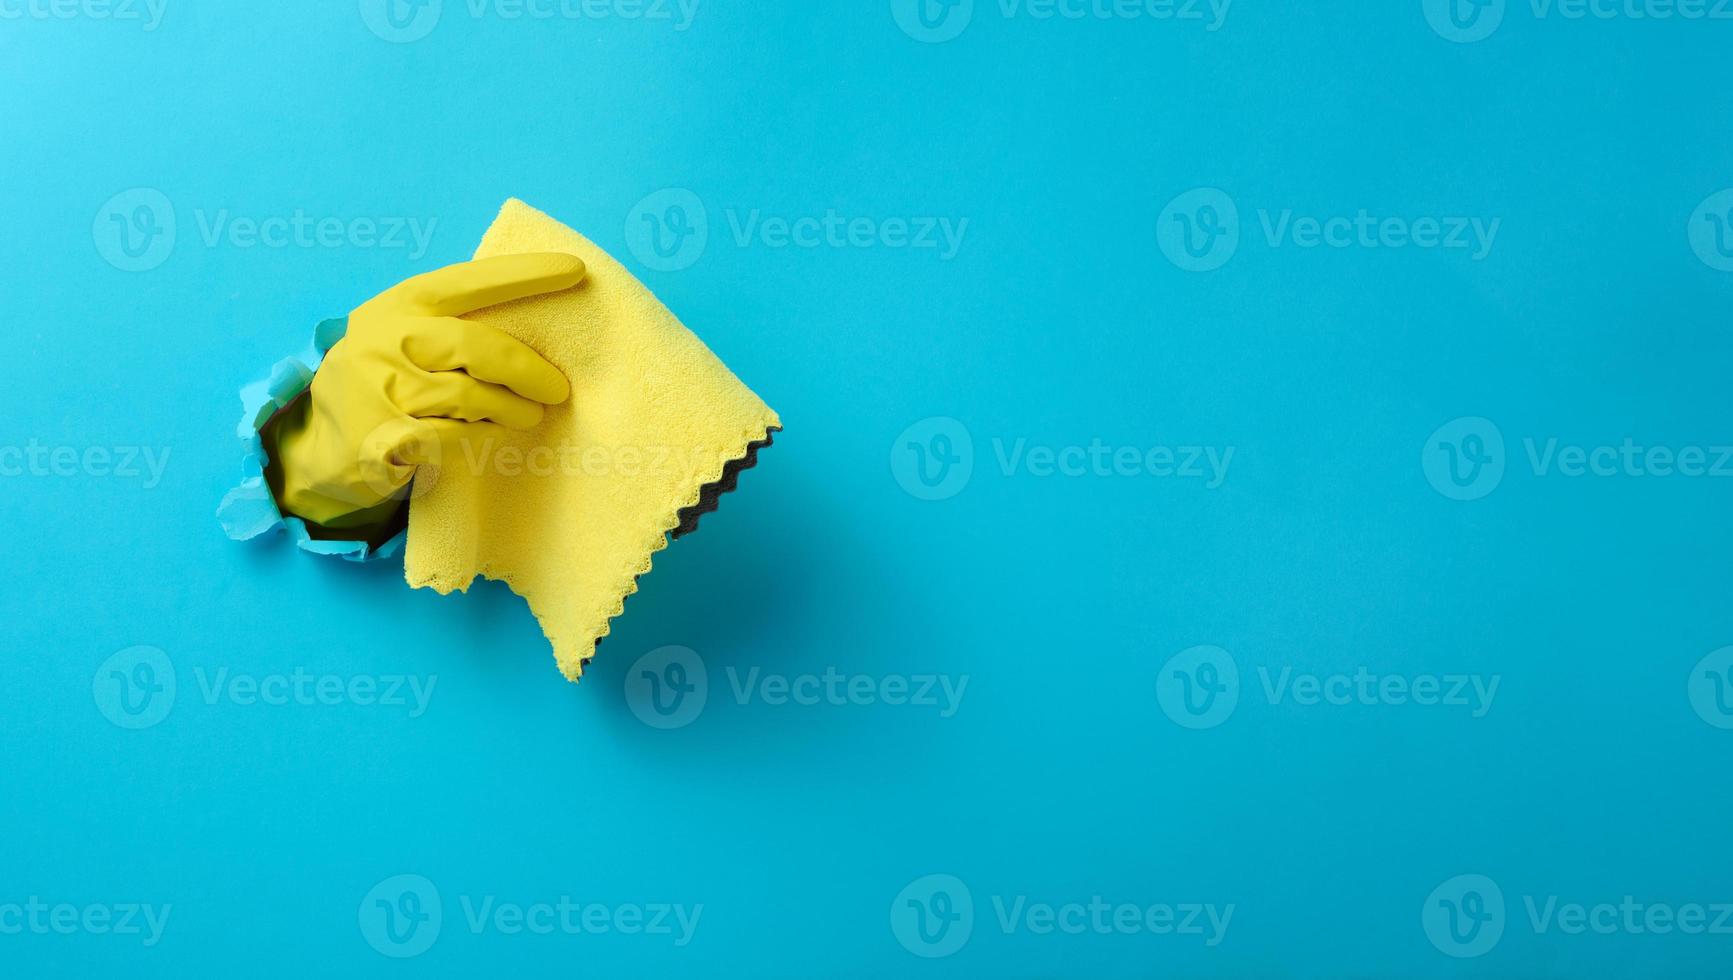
404;199;780;681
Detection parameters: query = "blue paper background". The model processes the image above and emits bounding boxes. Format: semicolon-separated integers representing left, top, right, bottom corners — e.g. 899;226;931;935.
3;1;1731;975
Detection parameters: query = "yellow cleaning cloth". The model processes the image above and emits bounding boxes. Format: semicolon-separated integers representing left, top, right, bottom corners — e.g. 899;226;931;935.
404;199;780;681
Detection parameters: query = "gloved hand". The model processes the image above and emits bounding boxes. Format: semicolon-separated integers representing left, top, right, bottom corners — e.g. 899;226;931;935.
265;253;585;532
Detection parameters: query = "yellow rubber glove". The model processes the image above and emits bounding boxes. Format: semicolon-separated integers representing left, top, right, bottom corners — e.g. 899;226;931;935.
266;253;586;532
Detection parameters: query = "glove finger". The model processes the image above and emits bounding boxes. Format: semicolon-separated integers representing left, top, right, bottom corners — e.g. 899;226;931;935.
357;417;507;503
355;416;427;499
384;253;585;317
403;316;570;405
397;418;510;467
399;372;547;430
